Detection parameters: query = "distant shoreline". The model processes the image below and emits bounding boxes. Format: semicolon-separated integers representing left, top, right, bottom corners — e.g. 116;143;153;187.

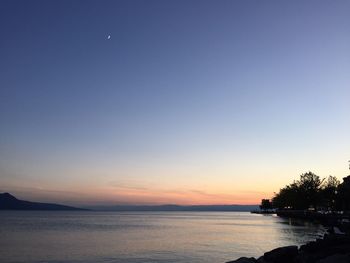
1;192;259;212
84;204;259;212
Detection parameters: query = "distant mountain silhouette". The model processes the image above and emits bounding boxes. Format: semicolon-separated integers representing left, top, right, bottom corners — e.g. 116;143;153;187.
0;192;259;211
86;204;259;212
0;193;86;210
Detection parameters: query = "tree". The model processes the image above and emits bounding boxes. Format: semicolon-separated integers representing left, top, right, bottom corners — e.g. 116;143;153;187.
296;172;323;209
272;172;323;210
271;171;350;212
272;182;304;209
337;175;350;211
319;176;340;211
260;199;273;211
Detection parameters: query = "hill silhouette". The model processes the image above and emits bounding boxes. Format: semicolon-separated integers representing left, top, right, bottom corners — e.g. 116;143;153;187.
0;192;259;211
0;193;86;210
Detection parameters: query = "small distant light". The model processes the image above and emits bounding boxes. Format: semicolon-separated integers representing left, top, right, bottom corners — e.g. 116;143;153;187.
107;35;111;40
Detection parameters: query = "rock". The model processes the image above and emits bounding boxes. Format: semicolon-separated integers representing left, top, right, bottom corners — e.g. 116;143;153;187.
225;234;350;263
323;234;350;245
256;256;268;263
299;234;350;261
263;246;298;263
226;257;257;263
300;240;324;253
317;253;350;263
294;252;314;263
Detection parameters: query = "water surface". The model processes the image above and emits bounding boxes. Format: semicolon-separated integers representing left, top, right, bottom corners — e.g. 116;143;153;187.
0;211;325;263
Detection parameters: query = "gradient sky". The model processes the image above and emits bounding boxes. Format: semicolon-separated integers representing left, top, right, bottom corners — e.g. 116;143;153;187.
1;0;349;206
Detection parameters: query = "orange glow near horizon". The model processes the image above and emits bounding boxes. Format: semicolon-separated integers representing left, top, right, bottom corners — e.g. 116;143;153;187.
2;158;349;206
2;183;280;206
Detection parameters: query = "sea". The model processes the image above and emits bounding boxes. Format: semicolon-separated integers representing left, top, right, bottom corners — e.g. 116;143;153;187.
0;211;325;263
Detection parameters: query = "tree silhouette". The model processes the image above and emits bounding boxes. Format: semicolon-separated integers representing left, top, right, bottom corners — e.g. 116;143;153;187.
260;199;273;212
272;172;323;210
267;171;350;212
297;172;323;209
319;176;340;211
337;175;350;211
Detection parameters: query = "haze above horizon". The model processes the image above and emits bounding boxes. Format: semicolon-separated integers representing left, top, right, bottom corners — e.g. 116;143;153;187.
1;0;349;206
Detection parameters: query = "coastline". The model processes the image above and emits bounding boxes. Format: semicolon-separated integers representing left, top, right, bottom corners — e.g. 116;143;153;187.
226;213;350;263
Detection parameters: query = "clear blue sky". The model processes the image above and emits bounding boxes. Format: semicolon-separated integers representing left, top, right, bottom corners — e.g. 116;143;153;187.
1;0;349;205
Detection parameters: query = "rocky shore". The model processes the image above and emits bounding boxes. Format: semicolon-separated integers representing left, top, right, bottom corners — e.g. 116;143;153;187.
227;233;350;263
226;222;350;263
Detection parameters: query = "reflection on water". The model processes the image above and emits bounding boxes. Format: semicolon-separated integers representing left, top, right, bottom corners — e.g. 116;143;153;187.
0;211;325;263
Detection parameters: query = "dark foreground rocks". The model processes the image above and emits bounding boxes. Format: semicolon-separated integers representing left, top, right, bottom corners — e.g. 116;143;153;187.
226;234;350;263
226;258;257;263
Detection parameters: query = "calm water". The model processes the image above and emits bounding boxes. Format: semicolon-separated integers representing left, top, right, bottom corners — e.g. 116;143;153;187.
0;211;325;263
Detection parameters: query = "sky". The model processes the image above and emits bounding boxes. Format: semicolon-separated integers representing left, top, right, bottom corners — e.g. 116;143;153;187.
0;0;349;206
